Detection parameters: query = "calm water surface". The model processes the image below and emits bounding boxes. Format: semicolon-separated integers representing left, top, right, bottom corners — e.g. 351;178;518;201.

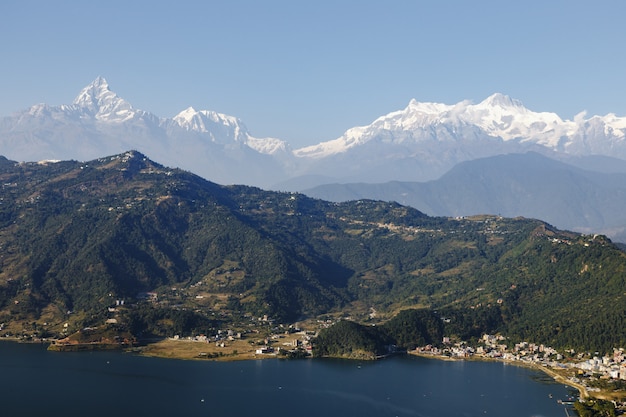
0;342;575;417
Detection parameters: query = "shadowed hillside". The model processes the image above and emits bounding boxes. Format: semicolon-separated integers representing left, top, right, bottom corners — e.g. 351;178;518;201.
0;151;624;352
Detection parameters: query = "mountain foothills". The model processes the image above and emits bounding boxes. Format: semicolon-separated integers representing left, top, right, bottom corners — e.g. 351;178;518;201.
3;77;626;243
0;151;624;353
303;152;626;243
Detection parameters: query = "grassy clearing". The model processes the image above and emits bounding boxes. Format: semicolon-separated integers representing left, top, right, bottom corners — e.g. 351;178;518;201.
139;338;258;361
139;332;304;361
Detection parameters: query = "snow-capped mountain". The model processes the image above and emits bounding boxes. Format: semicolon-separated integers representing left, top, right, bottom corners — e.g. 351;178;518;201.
279;92;626;189
293;93;625;159
170;106;289;155
1;77;626;189
0;77;290;186
172;107;247;143
72;76;142;122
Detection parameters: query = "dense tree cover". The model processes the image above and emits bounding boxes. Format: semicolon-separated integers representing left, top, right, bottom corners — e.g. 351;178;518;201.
380;309;444;349
0;151;624;353
588;378;626;392
437;306;505;343
313;320;392;358
314;307;505;357
126;305;217;338
574;399;617;417
494;235;626;352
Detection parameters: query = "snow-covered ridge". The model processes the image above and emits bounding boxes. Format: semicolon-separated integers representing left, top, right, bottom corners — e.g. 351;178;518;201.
171;106;289;154
2;77;626;189
172;106;249;144
72;76;140;122
8;77;626;160
294;99;457;158
294;93;625;158
7;77;289;156
173;106;243;134
458;93;577;146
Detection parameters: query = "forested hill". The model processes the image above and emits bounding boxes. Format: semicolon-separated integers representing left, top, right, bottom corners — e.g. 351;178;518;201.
0;151;624;352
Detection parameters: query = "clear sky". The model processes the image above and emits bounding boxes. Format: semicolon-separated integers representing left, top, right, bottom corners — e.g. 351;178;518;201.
1;0;625;148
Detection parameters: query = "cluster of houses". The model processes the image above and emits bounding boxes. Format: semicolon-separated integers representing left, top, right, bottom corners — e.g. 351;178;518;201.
575;350;626;381
478;335;626;382
254;333;312;355
171;328;243;346
415;333;626;394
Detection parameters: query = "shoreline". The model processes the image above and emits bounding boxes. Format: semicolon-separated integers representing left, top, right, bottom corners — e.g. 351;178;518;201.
1;337;618;400
409;350;589;399
133;339;604;403
0;336;288;362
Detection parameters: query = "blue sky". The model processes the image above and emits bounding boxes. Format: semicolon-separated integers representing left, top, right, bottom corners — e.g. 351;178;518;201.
1;0;625;148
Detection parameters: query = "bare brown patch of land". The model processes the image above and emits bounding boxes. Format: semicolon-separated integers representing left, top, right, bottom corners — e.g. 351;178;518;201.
139;332;305;361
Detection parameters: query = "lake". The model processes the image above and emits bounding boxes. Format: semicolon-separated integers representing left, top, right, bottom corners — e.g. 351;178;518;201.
0;341;575;417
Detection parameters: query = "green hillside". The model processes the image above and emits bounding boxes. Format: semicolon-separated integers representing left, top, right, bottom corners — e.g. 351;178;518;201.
0;151;624;352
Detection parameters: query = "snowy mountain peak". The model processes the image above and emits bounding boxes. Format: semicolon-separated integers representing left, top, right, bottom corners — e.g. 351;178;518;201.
294;93;586;158
4;79;626;189
479;93;525;109
173;107;247;136
406;99;453;116
170;106;290;154
176;106;197;118
72;76;111;108
463;94;573;145
72;77;137;122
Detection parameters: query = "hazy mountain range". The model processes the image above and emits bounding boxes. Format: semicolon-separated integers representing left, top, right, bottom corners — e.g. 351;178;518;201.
303;152;626;243
2;77;626;240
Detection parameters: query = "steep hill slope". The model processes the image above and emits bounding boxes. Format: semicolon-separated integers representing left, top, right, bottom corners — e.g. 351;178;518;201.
0;152;624;351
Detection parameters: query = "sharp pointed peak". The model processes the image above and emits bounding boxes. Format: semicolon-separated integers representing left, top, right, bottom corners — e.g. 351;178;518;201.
90;76;109;88
79;76;111;95
72;76;116;107
175;106;198;116
71;76;137;118
479;93;524;108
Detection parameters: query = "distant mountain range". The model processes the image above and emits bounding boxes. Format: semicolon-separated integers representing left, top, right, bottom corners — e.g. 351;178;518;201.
2;77;626;189
2;77;626;240
303;152;626;243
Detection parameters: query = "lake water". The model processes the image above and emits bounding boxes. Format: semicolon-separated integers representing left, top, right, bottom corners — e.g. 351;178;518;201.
0;341;575;417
